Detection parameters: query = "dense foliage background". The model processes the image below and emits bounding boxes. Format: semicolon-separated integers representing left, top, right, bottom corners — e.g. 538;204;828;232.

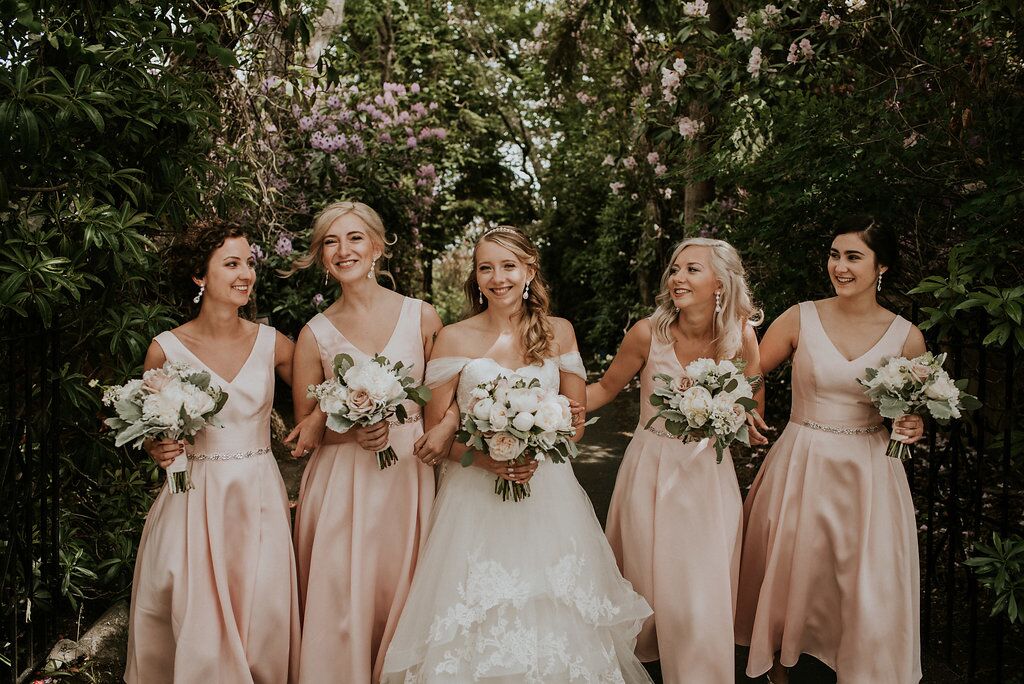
1;0;1021;676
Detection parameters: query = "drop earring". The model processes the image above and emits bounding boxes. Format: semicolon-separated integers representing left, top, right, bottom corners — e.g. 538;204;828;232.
523;280;531;300
714;291;722;313
324;271;329;286
368;258;377;280
478;289;484;305
876;273;883;291
193;284;205;304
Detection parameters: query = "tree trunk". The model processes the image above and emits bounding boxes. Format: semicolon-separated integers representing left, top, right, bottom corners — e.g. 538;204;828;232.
304;0;346;67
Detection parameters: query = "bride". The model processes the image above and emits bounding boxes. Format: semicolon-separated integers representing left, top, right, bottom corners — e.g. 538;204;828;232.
380;226;653;683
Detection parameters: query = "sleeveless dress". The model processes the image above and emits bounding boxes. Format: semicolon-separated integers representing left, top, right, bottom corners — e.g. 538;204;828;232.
604;324;744;683
736;301;921;683
380;353;654;684
125;324;300;684
293;297;435;684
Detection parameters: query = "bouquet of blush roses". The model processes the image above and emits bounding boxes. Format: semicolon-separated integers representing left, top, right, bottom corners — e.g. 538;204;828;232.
859;352;981;460
646;357;760;463
457;374;580;502
95;361;229;493
308;353;431;469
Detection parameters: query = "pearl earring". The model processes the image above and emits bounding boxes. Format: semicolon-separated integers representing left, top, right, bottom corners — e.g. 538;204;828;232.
876;273;883;291
193;284;205;304
523;280;531;300
324;272;329;286
478;290;484;305
714;291;722;313
368;258;377;280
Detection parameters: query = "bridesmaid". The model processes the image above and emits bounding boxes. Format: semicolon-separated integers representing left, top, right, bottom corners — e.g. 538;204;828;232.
587;237;767;684
735;215;925;683
126;219;301;683
285;201;451;684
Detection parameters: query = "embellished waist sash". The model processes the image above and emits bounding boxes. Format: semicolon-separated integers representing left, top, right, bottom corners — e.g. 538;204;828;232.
791;418;884;436
187;446;273;462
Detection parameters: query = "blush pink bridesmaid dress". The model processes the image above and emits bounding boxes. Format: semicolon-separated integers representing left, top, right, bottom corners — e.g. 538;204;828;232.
293;296;435;684
125;324;301;684
605;322;744;683
736;301;921;683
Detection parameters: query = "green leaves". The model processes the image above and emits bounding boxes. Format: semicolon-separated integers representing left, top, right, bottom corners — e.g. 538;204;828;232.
965;533;1024;624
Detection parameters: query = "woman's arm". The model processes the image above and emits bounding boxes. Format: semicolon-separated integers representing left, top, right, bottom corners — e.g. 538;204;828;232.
273;330;296;386
739;323;770;445
554;318;587;443
757;305;800;377
586;320;650;412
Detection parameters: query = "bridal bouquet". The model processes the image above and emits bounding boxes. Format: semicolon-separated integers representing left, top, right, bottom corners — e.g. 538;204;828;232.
646;358;759;463
457;374;579;502
859;352;980;460
308;353;431;469
95;362;229;493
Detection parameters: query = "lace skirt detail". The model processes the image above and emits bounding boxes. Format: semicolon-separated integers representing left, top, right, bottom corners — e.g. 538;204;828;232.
381;462;653;684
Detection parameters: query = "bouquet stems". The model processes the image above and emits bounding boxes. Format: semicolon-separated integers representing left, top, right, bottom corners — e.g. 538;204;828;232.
376;445;399;470
887;428;913;461
493;453;533;502
167;448;193;494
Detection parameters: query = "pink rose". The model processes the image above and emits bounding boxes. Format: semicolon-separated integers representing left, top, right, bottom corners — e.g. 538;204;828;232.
142;369;174;393
346;389;375;416
910;364;931;383
677;375;694;392
486;432;526;462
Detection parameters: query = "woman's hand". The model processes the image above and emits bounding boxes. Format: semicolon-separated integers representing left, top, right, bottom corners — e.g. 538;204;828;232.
568;399;586;429
746;410;771;446
414;423;456;466
355;421;390;452
144;438;183;470
474;454;538;484
285;410;327;459
893;414;925;444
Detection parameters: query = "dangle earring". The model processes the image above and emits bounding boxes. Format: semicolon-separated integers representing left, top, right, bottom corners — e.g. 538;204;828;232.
478;289;484;305
523;280;531;300
193;283;205;304
714;291;723;313
876;272;883;292
324;271;329;286
368;258;377;280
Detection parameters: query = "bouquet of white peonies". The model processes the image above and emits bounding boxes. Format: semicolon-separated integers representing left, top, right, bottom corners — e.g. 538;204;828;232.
646;357;760;463
95;361;229;493
308;353;431;469
859;351;981;460
457;374;581;502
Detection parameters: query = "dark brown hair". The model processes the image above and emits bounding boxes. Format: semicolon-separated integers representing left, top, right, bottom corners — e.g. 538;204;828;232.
167;218;249;310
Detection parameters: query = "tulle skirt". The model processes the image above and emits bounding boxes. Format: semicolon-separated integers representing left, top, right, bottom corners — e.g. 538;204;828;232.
381;459;654;683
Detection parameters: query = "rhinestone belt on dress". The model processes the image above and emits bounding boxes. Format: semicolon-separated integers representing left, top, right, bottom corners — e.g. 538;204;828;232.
644;426;697;441
187;446;273;461
388;412;421;427
799;419;884;435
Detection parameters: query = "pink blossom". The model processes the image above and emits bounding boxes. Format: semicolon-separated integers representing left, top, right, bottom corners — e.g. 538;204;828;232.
406;136;418;148
661;187;674;199
274;234;293;256
655;164;668;176
602;154;615;166
732;16;752;42
682;0;709;17
673;57;688;74
799;38;814;59
411;82;421;94
820;11;841;28
609;181;626;195
622;156;637;170
312;293;325;306
787;42;799;64
298;116;314;131
640;84;653;98
746;46;763;77
677;116;702;139
647;151;660;164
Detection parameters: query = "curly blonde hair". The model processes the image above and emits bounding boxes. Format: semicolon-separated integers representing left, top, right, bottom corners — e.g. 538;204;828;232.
651;237;763;361
283;201;394;282
462;227;554;365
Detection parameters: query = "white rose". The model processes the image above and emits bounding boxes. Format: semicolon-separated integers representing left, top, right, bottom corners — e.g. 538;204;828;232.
924;375;960;402
512;411;536;432
487;432;527;462
534;400;566;432
141;387;187;430
488;404;510;431
472;398;495;421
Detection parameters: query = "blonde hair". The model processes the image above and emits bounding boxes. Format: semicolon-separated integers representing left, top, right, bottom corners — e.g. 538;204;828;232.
463;227;554;366
284;201;394;282
651;237;763;361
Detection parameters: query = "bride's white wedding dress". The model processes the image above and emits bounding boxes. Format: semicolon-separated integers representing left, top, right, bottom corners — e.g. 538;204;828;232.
381;353;653;683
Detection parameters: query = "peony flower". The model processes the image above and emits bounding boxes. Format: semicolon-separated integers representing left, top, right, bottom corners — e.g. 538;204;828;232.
344;363;405;404
488;404;510;431
512;411;536;432
473;397;495;421
679;386;713;427
925;375;960;403
533;401;565;432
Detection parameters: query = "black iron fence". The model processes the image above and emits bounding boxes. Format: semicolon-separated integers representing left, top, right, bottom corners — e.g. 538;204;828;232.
908;308;1023;682
1;328;62;682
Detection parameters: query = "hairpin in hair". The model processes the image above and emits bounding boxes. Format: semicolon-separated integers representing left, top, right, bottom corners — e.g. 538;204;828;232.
483;226;519;237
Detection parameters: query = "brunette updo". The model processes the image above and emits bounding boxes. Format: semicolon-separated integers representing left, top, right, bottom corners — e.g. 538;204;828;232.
831;214;899;278
167;218;249;310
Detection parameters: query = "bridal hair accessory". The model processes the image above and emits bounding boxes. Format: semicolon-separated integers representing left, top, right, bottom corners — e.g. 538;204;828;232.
193;284;205;304
484;226;519;237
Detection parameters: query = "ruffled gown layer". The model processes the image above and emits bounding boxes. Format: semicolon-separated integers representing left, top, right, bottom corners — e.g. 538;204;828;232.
381;354;654;684
736;301;921;683
125;325;300;684
293;298;435;684
605;329;743;684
